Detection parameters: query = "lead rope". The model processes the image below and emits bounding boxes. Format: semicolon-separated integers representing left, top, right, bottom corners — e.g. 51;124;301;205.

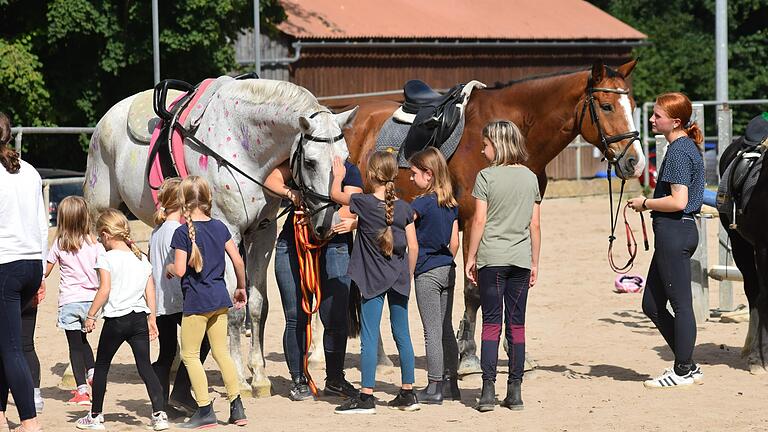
606;164;649;273
293;212;329;397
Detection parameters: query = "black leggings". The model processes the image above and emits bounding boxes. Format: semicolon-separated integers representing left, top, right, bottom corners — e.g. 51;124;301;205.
153;313;210;404
642;216;699;374
22;303;41;388
91;312;163;414
66;329;95;387
0;260;41;420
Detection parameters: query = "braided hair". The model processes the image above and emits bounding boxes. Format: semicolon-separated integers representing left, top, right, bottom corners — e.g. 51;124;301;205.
366;151;399;257
96;208;145;260
178;176;213;273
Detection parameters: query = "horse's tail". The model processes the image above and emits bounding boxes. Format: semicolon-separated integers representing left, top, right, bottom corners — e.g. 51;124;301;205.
347;281;362;338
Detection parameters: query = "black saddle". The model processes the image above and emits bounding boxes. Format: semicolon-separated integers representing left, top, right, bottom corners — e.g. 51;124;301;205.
729;146;764;202
400;80;466;160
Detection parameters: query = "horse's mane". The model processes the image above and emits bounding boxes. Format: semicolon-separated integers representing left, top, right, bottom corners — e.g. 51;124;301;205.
220;79;325;114
490;65;621;89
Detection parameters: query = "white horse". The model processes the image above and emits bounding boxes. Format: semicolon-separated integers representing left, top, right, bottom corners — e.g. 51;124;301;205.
83;77;358;397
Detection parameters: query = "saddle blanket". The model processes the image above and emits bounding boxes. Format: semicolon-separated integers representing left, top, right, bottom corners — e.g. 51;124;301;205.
376;116;465;168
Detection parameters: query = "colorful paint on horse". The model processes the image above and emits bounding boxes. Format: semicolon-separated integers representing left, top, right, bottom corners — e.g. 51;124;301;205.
198;154;209;170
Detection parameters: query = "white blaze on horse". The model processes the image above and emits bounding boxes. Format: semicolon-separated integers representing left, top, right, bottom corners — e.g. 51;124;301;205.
84;76;357;397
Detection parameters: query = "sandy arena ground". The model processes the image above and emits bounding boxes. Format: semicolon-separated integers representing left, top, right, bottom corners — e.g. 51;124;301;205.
6;194;764;431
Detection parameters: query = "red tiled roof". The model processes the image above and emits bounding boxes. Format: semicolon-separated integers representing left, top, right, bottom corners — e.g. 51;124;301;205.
278;0;646;40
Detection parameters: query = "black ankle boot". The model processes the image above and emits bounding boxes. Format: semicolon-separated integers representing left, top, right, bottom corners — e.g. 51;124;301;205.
441;373;461;400
228;395;248;426
500;379;523;410
416;381;443;405
180;402;217;429
476;380;495;412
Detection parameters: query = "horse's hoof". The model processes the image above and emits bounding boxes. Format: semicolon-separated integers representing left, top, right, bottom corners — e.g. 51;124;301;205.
524;356;538;372
457;354;482;377
748;362;768;375
59;364;76;389
308;350;325;368
249;379;272;398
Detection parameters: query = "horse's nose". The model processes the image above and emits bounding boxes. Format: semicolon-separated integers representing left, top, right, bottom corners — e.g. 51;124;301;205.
626;155;637;170
316;225;327;238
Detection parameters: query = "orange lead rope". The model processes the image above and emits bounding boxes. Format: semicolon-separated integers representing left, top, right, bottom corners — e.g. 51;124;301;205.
293;212;329;397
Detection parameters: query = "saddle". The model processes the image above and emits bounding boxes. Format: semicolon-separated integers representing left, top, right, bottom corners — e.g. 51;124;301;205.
379;80;485;166
717;137;766;226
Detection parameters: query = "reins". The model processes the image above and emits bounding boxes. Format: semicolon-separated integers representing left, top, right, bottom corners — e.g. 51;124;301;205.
292;211;330;397
577;83;649;273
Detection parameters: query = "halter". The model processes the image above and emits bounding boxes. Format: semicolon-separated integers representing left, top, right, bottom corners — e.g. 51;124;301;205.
289;110;345;219
576;82;648;273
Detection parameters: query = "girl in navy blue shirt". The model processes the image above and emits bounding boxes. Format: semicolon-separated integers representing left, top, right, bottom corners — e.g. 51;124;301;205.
628;92;705;389
330;151;420;414
169;176;248;428
407;148;460;404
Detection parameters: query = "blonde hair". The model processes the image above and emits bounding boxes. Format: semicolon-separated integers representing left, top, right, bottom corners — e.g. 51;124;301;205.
408;147;457;208
482;120;528;166
56;196;95;253
178;176;212;273
366;151;399;257
153;177;183;226
96;208;143;260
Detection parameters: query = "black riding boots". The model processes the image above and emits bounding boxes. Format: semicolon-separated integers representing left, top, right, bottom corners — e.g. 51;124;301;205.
500;379;524;410
416;381;443;405
476;380;495;412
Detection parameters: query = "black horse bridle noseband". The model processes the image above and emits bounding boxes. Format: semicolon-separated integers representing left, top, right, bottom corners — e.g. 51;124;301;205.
289;110;345;219
576;83;648;273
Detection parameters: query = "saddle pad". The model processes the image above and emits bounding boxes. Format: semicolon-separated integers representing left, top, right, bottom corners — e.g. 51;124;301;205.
376;116;465;168
147;78;217;204
127;89;184;143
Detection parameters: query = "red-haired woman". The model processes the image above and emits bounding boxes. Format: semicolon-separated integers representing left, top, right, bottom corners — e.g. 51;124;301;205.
628;92;705;389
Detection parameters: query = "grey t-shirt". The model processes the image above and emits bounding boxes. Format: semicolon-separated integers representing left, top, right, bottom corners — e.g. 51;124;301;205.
348;193;414;299
150;220;183;316
472;165;541;269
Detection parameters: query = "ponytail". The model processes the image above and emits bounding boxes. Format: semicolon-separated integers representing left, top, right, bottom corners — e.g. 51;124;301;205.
153;177;182;226
376;180;396;257
184;206;204;273
124;234;144;260
0;112;20;174
685;122;704;151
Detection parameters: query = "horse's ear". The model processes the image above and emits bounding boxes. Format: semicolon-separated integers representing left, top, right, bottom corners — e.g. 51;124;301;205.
617;59;638;78
298;116;313;133
335;106;359;129
591;60;605;83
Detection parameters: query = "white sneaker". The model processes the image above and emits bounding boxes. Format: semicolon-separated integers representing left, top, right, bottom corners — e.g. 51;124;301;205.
690;364;704;384
76;413;105;430
643;368;695;389
152;411;169;431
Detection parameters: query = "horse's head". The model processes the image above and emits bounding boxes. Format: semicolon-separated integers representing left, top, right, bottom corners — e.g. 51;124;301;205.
292;106;359;240
577;59;646;180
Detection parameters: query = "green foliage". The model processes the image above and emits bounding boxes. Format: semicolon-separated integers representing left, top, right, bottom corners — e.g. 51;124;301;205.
0;0;285;168
591;0;768;130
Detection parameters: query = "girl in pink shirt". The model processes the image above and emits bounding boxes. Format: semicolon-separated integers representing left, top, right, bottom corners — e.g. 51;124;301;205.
45;196;104;406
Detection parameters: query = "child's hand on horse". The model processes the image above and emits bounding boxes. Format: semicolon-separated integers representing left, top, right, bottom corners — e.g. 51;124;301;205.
233;287;247;309
332;156;347;179
332;217;356;234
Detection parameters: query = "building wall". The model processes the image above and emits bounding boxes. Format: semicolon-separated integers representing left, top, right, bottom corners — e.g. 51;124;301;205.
234;31;291;81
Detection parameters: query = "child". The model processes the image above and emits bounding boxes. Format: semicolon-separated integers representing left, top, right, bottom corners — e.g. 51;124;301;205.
168;176;248;428
407;148;461;404
149;177;210;413
330;152;420;414
465;120;541;412
76;209;168;430
45;196;102;406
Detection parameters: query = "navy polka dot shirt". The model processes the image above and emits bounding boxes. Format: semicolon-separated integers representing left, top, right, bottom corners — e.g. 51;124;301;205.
652;136;705;217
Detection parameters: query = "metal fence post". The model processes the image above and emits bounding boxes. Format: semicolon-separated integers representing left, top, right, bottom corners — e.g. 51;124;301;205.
692;214;710;324
716;104;734;312
14;128;22;155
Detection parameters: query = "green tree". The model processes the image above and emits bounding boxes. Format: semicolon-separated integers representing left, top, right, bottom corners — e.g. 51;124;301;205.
0;0;285;168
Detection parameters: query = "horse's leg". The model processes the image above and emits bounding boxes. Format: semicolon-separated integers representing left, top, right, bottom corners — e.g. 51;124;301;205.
377;334;394;368
457;229;481;376
83;126;122;214
747;246;768;374
222;256;252;396
726;230;761;357
244;227;274;398
308;313;325;368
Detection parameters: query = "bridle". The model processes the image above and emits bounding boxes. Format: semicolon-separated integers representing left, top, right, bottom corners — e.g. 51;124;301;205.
289;110;345;220
576;82;648;273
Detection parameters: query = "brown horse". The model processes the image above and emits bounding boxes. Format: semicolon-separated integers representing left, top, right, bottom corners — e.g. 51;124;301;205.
344;59;645;374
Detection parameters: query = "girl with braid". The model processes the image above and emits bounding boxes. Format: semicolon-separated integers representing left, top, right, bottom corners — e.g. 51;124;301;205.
330;152;420;415
168;176;247;428
76;209;168;430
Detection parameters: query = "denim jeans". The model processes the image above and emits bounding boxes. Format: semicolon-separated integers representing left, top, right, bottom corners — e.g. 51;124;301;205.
274;237;351;380
360;289;415;389
0;259;41;420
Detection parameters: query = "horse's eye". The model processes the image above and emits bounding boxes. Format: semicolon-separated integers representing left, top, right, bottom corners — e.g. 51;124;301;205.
601;103;613;112
304;160;316;170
